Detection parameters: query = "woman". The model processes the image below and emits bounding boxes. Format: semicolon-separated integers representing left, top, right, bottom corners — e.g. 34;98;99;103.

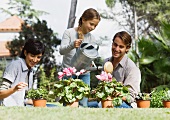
0;40;45;106
59;8;100;107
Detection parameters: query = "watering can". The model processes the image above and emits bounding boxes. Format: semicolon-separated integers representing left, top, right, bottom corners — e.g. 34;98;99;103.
70;42;99;71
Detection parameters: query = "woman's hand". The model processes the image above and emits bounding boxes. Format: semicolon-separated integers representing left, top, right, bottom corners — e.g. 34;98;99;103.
14;82;28;91
74;39;83;48
0;82;28;99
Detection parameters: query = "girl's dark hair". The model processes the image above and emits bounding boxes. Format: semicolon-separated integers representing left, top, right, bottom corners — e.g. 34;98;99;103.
20;39;45;59
112;31;132;47
78;8;100;26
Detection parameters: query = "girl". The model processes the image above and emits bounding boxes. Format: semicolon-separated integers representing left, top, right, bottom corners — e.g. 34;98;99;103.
59;8;100;107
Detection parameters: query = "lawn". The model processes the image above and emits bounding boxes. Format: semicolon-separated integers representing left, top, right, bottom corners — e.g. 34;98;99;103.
0;107;170;120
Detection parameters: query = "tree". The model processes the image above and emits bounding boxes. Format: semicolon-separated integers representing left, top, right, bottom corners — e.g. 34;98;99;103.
67;0;77;28
128;21;170;92
0;0;48;23
103;0;170;37
1;0;61;76
6;20;61;76
124;0;170;33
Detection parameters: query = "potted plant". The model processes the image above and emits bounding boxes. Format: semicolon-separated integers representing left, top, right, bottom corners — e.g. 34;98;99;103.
53;67;90;107
27;88;49;107
136;93;151;108
161;89;170;108
91;71;129;108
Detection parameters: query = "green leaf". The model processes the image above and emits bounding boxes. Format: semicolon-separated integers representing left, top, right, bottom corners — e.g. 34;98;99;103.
140;57;157;65
105;87;114;94
76;94;83;100
70;82;77;88
113;97;122;107
96;92;105;99
54;84;63;88
78;87;85;92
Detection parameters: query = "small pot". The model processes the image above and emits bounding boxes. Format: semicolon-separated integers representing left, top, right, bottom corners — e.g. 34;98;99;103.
101;96;113;108
163;100;170;108
67;100;79;107
136;100;150;108
33;99;47;107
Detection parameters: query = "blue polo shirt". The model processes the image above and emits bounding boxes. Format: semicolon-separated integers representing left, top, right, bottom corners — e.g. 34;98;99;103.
1;58;33;106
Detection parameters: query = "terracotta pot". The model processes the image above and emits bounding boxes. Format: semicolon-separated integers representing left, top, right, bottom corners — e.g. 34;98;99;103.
136;100;150;108
101;97;113;108
33;99;47;107
67;100;79;107
163;100;170;108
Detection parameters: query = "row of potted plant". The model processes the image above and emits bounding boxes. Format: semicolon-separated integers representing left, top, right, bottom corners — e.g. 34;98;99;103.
26;67;130;107
135;89;170;108
26;67;170;108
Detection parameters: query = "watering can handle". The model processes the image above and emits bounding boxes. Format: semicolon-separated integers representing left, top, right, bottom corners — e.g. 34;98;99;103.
81;43;99;50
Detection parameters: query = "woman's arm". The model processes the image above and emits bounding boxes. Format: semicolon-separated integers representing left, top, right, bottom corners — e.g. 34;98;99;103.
0;79;28;99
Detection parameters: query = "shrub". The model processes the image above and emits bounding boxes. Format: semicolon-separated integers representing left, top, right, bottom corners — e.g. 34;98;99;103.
27;88;49;100
136;93;151;100
53;67;90;104
150;89;164;108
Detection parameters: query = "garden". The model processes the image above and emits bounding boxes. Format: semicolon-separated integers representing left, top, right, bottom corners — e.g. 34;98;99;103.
1;55;170;120
0;25;170;119
25;66;170;108
0;1;170;120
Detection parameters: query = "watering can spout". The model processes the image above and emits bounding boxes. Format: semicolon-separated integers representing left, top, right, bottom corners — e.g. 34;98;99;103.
85;61;113;73
85;66;103;71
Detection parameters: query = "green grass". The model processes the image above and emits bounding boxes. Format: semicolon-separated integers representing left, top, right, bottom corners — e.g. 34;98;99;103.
0;107;170;120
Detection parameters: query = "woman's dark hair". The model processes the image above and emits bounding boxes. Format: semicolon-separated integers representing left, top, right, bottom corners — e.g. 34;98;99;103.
20;39;45;59
78;8;101;26
112;31;132;48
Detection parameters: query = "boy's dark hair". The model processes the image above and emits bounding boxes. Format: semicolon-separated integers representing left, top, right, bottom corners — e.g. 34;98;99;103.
20;39;45;59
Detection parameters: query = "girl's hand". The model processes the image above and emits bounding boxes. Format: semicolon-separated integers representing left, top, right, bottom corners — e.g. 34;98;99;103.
14;82;28;91
74;39;83;48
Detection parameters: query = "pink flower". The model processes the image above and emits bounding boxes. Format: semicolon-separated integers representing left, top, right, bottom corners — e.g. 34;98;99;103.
68;67;77;74
63;68;71;76
75;72;81;76
58;67;85;80
58;67;79;79
96;71;113;82
107;73;112;82
58;72;65;80
75;69;85;77
80;69;86;74
63;67;76;76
